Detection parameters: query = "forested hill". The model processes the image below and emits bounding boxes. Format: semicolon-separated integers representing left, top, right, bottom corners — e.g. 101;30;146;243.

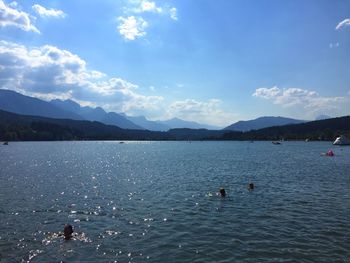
222;115;350;141
0;109;349;141
0;110;169;141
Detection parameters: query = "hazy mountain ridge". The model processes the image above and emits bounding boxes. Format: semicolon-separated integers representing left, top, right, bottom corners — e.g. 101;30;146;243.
160;117;220;130
0;89;221;131
0;89;342;133
0;109;168;141
224;116;305;131
125;116;221;131
51;99;143;130
125;115;170;131
0;89;83;120
1;108;349;142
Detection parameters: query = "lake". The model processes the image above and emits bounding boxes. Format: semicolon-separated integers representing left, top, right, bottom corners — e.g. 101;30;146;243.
1;141;350;262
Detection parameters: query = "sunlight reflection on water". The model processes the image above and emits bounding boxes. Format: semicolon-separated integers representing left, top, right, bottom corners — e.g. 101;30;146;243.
0;141;350;262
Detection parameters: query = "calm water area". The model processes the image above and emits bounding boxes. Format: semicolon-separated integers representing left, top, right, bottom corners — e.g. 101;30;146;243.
1;141;350;262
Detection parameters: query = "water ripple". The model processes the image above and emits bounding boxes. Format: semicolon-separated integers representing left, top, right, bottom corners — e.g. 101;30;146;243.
1;141;350;262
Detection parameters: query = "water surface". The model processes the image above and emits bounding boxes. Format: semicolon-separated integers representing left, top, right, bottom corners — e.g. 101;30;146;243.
1;141;350;262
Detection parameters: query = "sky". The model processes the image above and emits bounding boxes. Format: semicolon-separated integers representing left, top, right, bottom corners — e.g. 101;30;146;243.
0;0;350;127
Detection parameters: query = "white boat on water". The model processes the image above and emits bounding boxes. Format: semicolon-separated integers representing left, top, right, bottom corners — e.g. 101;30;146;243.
333;135;350;145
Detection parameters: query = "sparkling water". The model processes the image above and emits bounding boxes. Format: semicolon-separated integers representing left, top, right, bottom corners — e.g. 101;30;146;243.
1;141;350;262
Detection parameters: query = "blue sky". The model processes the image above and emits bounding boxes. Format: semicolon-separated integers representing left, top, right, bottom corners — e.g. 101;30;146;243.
0;0;350;127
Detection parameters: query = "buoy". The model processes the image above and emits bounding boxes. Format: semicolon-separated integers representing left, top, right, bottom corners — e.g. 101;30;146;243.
326;150;334;156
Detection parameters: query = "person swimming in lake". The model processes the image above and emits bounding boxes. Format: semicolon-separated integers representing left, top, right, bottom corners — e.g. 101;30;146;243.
63;224;74;240
42;225;91;245
219;188;226;197
248;182;254;191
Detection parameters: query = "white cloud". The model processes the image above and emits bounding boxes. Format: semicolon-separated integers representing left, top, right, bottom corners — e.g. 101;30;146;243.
29;90;73;101
117;16;148;40
133;0;162;13
129;1;177;20
0;40;89;93
169;7;177;21
253;86;280;99
0;40;235;126
253;86;345;116
165;99;236;127
118;1;178;40
0;0;39;33
0;40;165;115
32;4;66;18
335;18;350;30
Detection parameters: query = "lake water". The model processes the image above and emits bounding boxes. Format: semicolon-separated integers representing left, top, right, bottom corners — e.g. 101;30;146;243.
1;141;350;262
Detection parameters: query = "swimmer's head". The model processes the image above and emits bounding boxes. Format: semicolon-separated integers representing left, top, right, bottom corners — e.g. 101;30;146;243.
248;183;254;190
219;188;226;197
64;224;74;240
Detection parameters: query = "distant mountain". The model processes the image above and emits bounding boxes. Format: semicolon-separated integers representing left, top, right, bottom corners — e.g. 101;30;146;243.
79;106;107;121
51;99;143;130
0;90;220;131
222;115;350;141
224;116;305;132
126;115;170;131
124;115;220;131
1;109;349;141
0;109;168;141
315;115;331;120
160;118;220;130
0;89;83;120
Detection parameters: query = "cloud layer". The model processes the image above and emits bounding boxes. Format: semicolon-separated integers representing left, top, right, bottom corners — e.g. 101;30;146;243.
165;99;236;127
32;4;66;18
253;86;346;117
0;40;234;126
117;16;148;40
117;0;177;40
0;0;39;33
0;40;163;114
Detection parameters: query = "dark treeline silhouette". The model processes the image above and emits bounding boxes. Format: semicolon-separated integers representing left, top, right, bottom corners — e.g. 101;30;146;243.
0;109;349;141
221;116;350;141
0;110;170;141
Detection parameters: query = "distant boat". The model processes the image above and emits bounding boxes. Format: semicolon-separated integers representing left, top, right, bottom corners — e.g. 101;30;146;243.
272;141;281;145
3;141;8;145
333;135;350;146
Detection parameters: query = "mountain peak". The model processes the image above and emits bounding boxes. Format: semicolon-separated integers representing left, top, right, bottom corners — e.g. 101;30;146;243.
0;89;83;120
224;116;305;132
51;99;81;113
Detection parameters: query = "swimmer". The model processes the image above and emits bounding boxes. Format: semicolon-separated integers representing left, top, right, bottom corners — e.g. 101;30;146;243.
248;182;254;191
63;224;74;240
219;188;226;197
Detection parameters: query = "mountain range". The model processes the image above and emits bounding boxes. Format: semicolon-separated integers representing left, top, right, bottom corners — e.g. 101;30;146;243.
0;89;219;131
0;89;83;120
1;108;349;142
224;116;305;132
50;99;142;130
0;89;335;132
